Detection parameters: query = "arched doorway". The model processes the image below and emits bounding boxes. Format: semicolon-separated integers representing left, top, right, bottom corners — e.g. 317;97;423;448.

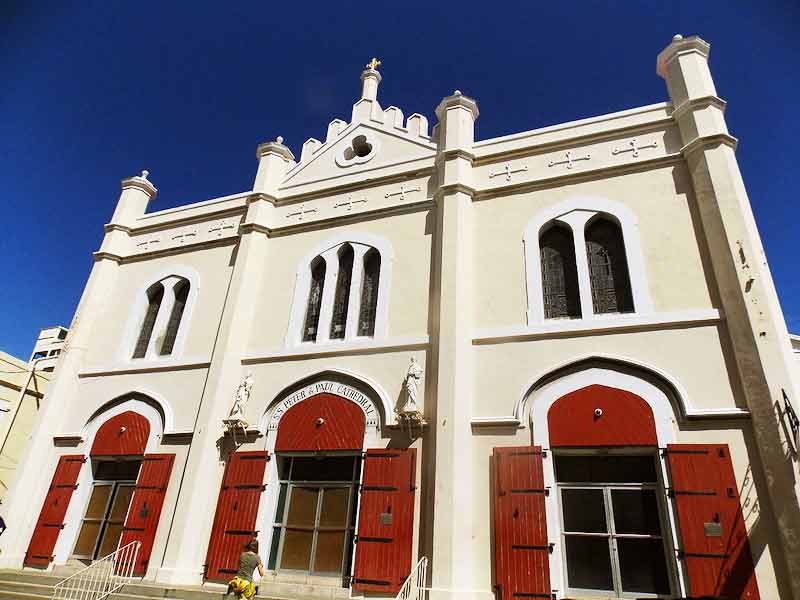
269;393;365;577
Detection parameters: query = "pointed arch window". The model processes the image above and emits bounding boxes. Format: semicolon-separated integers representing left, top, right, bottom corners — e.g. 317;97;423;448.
133;283;164;358
359;249;381;336
303;258;326;342
330;245;354;339
160;279;190;355
586;218;634;314
540;225;581;319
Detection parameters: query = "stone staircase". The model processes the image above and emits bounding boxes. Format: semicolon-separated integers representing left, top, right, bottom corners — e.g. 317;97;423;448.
0;570;352;600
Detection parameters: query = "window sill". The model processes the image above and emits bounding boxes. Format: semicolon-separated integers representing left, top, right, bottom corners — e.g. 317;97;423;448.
78;356;212;377
243;335;429;364
473;309;722;345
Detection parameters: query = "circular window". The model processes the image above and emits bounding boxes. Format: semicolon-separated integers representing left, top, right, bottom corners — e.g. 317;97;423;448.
336;133;379;167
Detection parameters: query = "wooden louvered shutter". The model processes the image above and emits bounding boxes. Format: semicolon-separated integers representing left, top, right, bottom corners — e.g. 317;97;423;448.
25;455;85;567
352;448;416;593
665;444;760;599
205;451;269;581
119;454;175;575
493;446;551;600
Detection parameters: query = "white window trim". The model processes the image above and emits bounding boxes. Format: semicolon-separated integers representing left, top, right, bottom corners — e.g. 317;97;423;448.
286;232;393;347
523;197;652;325
120;266;200;363
526;367;687;599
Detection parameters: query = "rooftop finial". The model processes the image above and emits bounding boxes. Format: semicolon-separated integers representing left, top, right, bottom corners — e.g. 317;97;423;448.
673;34;683;41
276;136;284;144
140;170;149;180
366;57;381;71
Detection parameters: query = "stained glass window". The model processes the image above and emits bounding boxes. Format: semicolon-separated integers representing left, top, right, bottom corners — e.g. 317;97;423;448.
586;219;634;314
540;225;581;319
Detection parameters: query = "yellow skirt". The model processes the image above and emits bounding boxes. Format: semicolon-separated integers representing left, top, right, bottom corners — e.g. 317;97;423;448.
228;576;257;599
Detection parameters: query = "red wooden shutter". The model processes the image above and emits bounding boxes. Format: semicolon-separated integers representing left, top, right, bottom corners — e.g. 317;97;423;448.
492;446;551;600
352;448;416;593
24;455;85;567
666;444;760;599
205;451;269;581
119;454;175;575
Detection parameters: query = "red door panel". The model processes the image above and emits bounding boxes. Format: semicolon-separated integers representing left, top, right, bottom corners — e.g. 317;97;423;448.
352;448;416;593
666;444;760;599
25;455;85;567
205;451;269;581
90;411;150;457
275;393;365;452
119;454;175;575
492;446;551;600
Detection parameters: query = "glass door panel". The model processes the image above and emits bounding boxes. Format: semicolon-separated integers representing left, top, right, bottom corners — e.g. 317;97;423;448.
73;484;113;558
97;483;135;557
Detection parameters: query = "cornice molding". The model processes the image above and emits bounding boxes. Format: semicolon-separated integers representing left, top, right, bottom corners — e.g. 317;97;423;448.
473;152;683;201
92;251;122;263
121;176;157;198
256;140;295;162
435;91;479;120
680;133;738;159
239;223;271;236
656;35;711;78
103;223;132;234
437;183;477;197
440;148;476;162
243;335;429;364
671;95;727;121
78;357;211;378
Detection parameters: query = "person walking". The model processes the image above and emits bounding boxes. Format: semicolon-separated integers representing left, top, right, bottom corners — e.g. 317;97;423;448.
226;538;264;599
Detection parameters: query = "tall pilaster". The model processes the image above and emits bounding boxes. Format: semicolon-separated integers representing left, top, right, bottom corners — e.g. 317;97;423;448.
659;35;800;596
429;91;480;598
0;171;156;566
157;139;293;584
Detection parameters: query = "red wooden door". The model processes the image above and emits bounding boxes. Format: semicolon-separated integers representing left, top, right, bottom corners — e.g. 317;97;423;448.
275;393;365;452
492;446;551;600
90;411;150;456
666;444;760;599
119;454;175;575
25;455;85;567
352;448;416;593
205;451;269;581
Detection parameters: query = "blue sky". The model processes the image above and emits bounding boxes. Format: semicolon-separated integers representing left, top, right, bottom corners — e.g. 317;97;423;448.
1;1;798;359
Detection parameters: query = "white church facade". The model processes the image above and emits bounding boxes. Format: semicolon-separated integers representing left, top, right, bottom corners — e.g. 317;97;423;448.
3;35;800;599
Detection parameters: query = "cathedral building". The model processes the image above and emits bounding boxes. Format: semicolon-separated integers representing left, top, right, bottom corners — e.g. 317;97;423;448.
3;34;800;599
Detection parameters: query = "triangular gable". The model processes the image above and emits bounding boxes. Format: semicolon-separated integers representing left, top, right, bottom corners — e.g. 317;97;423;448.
280;120;436;189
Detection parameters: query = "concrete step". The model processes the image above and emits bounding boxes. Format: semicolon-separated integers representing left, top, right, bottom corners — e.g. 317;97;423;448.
0;569;353;600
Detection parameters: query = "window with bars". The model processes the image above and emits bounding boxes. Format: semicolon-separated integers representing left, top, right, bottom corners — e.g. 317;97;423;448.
540;225;581;319
132;283;164;358
160;279;189;355
330;245;354;340
586;219;634;315
358;249;380;337
303;258;326;342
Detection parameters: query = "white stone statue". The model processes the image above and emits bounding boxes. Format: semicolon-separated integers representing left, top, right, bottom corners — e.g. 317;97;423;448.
400;357;424;415
229;373;254;422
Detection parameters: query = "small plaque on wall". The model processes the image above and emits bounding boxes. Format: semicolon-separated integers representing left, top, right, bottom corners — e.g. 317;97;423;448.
380;512;393;526
704;522;723;537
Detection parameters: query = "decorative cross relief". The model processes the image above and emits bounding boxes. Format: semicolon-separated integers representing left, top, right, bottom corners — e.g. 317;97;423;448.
172;230;197;245
334;195;368;211
209;220;236;237
612;138;658;158
548;150;591;170
385;184;421;201
286;203;318;222
489;162;528;182
135;238;161;251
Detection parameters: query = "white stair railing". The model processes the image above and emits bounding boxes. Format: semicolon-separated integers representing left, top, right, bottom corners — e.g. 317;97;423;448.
395;556;428;600
52;540;140;600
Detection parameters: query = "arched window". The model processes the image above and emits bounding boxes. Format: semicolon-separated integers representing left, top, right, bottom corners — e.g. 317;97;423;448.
358;249;381;336
330;245;354;339
540;225;581;319
160;279;190;355
586;218;633;314
133;283;164;358
303;258;326;342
